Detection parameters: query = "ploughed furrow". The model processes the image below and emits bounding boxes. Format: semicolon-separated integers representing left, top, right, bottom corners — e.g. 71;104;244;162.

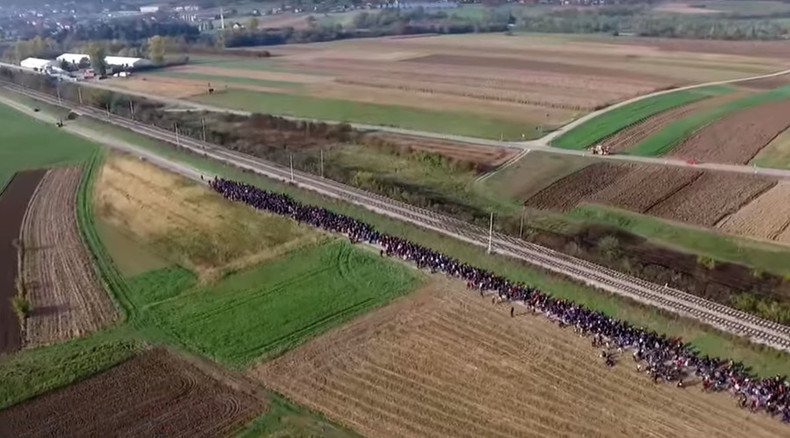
21;167;117;347
0;349;265;437
8;83;790;352
717;182;790;243
256;279;785;438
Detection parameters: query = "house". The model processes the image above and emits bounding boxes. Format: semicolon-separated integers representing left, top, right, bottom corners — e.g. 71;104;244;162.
20;57;55;71
140;4;165;14
57;53;90;66
104;56;153;70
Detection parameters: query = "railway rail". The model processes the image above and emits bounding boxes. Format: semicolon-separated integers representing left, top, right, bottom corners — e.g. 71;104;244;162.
5;82;790;353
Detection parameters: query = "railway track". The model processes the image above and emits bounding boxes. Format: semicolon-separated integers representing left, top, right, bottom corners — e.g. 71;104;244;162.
6;83;790;353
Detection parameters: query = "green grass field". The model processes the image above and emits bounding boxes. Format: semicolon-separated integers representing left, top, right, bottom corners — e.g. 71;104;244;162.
567;204;790;277
145;70;303;89
129;240;421;367
628;84;790;156
0;102;97;191
752;128;790;169
237;392;360;438
480;151;595;201
191;89;535;140
551;85;734;150
0;329;139;410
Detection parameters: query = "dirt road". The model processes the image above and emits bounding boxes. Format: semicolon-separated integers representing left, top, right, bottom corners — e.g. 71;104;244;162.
0;171;45;355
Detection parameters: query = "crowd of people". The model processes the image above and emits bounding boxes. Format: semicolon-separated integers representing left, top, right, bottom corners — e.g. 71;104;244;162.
210;177;790;423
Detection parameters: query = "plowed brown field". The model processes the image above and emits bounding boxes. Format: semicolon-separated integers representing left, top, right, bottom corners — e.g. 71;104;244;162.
738;74;790;90
601;92;748;153
524;163;634;212
255;279;785;438
647;172;776;226
20;167;116;347
0;349;265;437
0;170;45;355
670;99;790;164
717;182;790;243
590;166;702;213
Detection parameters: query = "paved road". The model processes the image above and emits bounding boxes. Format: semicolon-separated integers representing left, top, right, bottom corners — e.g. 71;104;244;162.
6;83;790;353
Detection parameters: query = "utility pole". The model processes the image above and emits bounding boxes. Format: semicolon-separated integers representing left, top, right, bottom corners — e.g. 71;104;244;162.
105;104;110;119
519;207;525;239
129;100;134;119
77;87;83;105
320;149;324;178
487;212;494;254
175;123;181;147
201;117;207;142
290;154;295;182
56;84;62;105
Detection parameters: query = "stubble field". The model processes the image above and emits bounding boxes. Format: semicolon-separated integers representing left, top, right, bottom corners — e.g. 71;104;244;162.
255;278;787;438
20;167;116;347
110;33;788;139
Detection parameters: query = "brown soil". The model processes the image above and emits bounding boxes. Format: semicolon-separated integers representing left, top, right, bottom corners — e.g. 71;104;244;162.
670;99;790;164
0;349;266;437
409;54;674;84
717;182;790;243
589;166;702;213
20;167;117;347
647;172;776;227
524;162;634;212
615;37;790;58
0;170;45;355
601;91;748;153
254;278;786;438
737;74;790;90
370;134;517;168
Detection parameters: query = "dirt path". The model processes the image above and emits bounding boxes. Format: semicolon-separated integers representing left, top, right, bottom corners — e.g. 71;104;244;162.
0;349;266;437
254;278;786;437
20;167;117;347
0;170;45;355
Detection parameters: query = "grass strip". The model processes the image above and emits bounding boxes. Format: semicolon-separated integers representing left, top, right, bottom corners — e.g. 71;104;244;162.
190;89;536;140
551;85;734;149
628;84;790;156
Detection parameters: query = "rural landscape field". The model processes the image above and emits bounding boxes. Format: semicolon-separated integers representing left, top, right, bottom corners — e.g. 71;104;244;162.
4;2;790;435
108;32;790;139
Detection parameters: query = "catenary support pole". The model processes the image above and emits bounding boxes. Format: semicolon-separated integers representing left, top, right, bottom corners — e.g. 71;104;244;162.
290;154;295;182
487;212;494;254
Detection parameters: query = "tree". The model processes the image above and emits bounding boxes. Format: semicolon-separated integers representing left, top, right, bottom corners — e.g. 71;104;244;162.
148;35;166;64
85;43;107;76
248;17;260;30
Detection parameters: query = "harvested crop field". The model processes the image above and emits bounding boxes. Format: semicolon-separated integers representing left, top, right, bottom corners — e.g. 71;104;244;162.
0;170;44;354
95;154;324;279
0;349;266;437
20;167;116;347
255;278;785;438
589;166;702;213
524;162;634;212
717;182;790;244
670;98;790;164
600;91;747;153
647;172;776;227
370;134;517;169
738;74;790;90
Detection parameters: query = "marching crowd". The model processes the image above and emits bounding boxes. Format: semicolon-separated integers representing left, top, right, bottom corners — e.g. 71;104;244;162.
210;177;790;423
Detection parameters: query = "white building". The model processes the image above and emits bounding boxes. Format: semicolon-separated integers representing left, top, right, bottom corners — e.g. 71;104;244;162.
57;53;90;66
140;4;164;13
104;56;153;70
20;57;55;71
